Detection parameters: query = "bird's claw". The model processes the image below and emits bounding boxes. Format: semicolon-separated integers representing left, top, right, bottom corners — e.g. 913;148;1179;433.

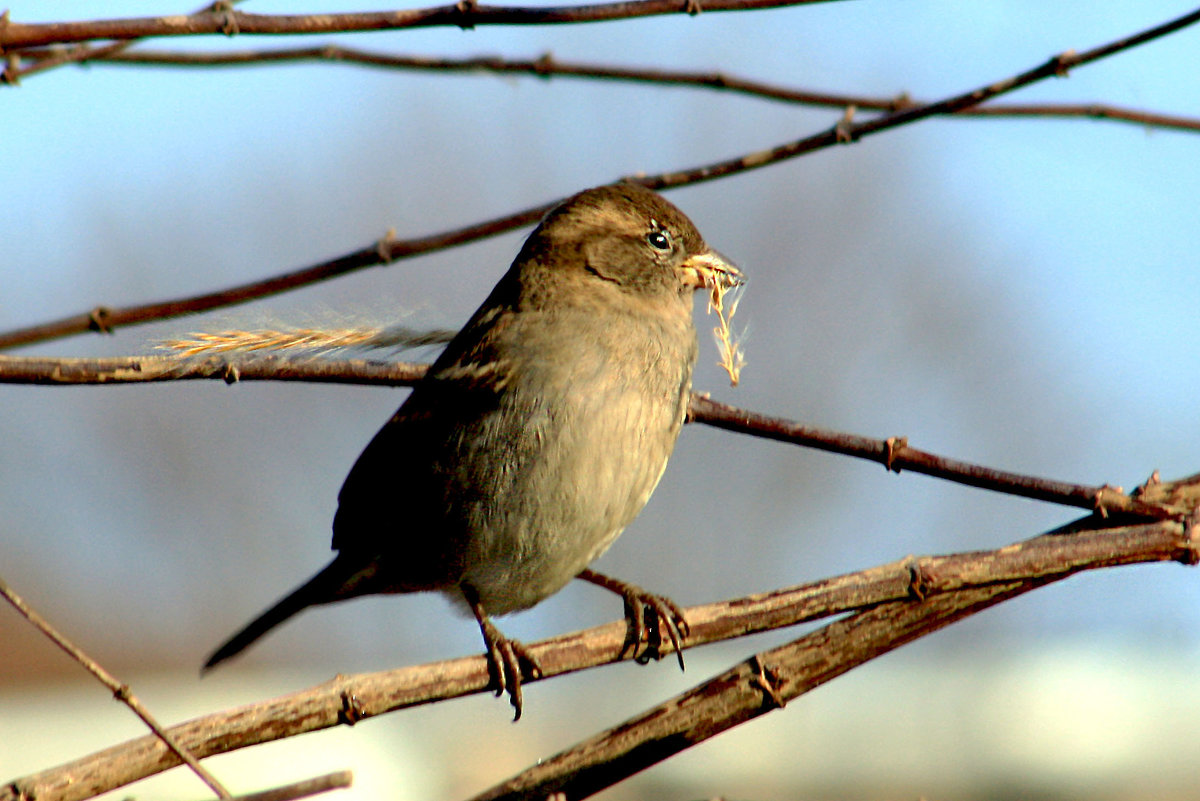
628;590;688;670
578;569;688;670
479;618;541;721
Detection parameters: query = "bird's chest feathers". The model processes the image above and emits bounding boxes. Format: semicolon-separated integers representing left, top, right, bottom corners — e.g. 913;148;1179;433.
448;302;695;609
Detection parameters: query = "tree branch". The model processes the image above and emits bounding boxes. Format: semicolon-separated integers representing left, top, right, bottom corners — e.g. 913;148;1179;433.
0;0;842;51
3;5;1198;350
0;352;1180;520
473;581;1033;800
4;513;1195;801
38;46;1199;134
0;575;232;800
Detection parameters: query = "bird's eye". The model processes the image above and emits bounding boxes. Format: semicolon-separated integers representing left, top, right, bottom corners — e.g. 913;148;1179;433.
646;230;672;251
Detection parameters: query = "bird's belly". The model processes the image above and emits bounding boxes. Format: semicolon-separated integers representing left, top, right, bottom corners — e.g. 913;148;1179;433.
454;383;681;616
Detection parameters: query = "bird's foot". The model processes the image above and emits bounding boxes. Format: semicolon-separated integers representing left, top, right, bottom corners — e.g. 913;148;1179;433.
463;583;541;720
477;618;541;720
577;568;689;670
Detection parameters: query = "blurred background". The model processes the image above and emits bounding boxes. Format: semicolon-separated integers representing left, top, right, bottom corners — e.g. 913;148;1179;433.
3;1;1200;799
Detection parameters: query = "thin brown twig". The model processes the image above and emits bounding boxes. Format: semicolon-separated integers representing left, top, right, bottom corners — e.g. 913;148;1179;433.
0;352;1179;520
641;5;1200;188
0;575;232;800
2;0;246;83
230;771;352;801
42;46;1200;134
3;5;1197;351
0;0;844;51
0;204;548;350
4;515;1195;801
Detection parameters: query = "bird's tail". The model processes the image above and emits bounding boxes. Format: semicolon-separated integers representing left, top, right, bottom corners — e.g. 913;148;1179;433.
202;558;355;671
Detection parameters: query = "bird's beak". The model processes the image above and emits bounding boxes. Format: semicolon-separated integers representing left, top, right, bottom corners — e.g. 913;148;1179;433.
678;250;744;292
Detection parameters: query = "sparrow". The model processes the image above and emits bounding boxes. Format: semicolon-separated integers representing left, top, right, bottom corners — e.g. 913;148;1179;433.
203;182;743;718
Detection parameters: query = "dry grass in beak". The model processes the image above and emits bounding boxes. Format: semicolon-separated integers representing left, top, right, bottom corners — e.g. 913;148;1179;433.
705;271;746;387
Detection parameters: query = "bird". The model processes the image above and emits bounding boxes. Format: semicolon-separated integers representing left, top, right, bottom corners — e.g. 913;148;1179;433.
203;182;743;718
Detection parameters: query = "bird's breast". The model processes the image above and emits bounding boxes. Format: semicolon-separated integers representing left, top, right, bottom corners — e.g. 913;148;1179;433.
452;307;696;614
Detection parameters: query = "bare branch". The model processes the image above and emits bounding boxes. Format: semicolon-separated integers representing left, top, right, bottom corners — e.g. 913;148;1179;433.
687;395;1178;520
0;352;1180;519
473;582;1031;800
3;5;1197;351
0;0;842;51
4;515;1195;801
44;46;1200;134
230;772;352;801
0;575;232;800
3;0;239;83
0;205;547;350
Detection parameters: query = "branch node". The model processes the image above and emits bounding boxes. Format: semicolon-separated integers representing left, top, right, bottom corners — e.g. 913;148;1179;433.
884;436;907;473
1133;469;1162;496
1053;49;1077;77
222;363;241;384
338;689;366;726
889;91;914;112
533;51;555;77
1;36;20;86
749;655;785;709
905;557;931;601
87;306;114;334
375;227;397;263
455;0;478;30
1178;509;1200;566
1093;483;1125;518
211;1;241;36
112;683;132;702
684;0;702;16
6;782;31;801
834;105;857;143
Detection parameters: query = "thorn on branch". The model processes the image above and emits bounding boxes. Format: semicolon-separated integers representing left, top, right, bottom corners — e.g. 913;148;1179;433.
1134;469;1162;496
889;91;914;112
905;557;931;601
211;1;241;36
375;227;397;263
222;363;241;384
87;306;114;334
749;655;785;709
684;0;702;15
835;105;857;143
884;436;907;473
1093;483;1125;518
1053;49;1076;77
455;0;478;30
533;52;555;78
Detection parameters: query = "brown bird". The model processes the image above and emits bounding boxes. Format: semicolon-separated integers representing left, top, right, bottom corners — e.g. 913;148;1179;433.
204;183;743;717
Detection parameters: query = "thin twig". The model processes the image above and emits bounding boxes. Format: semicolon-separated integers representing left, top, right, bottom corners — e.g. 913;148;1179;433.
3;515;1194;801
231;771;352;801
0;575;232;800
0;0;844;51
3;0;244;83
46;46;1200;134
0;352;1180;520
687;395;1177;520
642;5;1200;188
2;5;1196;351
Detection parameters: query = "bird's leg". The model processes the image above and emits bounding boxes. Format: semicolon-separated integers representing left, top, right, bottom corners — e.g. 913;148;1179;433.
576;568;688;670
461;583;541;721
